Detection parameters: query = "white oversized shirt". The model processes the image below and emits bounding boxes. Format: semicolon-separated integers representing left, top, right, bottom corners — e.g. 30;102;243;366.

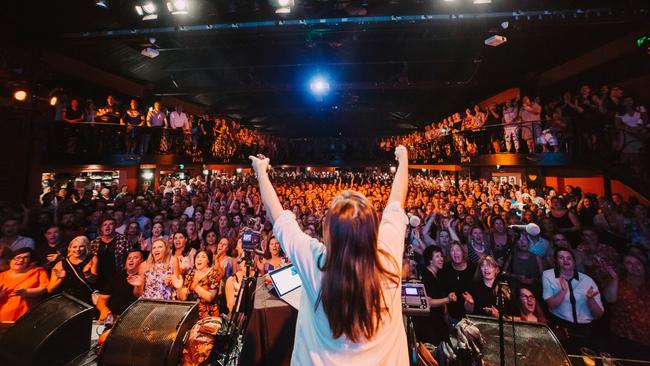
542;269;603;324
273;200;409;366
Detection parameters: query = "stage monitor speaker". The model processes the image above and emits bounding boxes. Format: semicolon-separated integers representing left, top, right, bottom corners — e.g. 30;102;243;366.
99;299;199;366
0;293;95;366
467;315;571;366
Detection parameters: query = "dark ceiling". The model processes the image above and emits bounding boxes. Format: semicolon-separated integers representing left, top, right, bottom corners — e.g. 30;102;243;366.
3;0;650;136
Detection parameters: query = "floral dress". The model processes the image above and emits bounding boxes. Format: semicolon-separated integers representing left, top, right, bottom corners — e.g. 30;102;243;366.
610;281;650;347
142;262;174;300
182;268;223;319
180;268;225;366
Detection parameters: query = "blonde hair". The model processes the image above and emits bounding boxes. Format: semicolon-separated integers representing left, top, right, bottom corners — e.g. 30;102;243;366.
146;238;173;272
67;236;90;257
475;255;500;281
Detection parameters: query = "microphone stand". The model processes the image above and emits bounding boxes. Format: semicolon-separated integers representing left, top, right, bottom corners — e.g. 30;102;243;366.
496;279;508;366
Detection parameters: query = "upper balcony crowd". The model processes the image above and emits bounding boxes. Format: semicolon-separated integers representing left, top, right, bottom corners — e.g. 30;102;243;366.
379;85;647;174
46;83;647;171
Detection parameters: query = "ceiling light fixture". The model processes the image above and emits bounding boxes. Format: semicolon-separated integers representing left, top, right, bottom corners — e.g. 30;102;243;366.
484;35;507;47
141;47;160;58
135;2;158;20
167;0;189;15
272;0;294;14
13;90;28;102
95;0;109;8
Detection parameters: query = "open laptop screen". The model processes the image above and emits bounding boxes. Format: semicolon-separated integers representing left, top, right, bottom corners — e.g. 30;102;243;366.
269;264;302;296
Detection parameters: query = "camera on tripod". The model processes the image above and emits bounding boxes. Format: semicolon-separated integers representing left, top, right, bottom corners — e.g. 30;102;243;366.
241;226;261;252
241;219;261;252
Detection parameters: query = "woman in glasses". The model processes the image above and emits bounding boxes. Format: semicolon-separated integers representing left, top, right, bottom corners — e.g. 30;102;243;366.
513;286;546;323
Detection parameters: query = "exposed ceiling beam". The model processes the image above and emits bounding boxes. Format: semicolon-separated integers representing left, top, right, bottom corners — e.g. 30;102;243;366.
163;59;468;72
538;26;650;86
153;80;471;96
42;51;146;97
40;51;207;114
62;8;620;39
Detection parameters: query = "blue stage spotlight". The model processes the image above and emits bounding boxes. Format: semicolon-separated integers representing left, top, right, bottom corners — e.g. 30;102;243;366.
309;76;330;97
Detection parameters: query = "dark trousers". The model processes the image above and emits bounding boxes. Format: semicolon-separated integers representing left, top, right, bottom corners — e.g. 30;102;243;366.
549;315;597;355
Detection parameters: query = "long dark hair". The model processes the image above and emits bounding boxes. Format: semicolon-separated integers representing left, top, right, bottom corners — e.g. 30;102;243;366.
172;231;191;256
317;190;400;343
263;235;285;260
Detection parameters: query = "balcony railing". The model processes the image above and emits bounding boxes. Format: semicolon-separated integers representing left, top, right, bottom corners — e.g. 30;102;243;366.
36;118;631;170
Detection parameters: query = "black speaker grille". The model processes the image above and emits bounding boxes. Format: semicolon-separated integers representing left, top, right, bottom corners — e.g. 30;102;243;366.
0;294;94;366
467;315;571;366
100;299;199;366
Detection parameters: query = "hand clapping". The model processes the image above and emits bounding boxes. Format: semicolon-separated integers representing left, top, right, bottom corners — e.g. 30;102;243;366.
462;291;474;304
126;274;143;287
559;276;569;292
586;286;599;299
54;268;67;279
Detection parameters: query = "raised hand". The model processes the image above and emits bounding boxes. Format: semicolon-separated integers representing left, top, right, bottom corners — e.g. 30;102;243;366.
249;155;270;176
138;234;147;251
394;145;408;164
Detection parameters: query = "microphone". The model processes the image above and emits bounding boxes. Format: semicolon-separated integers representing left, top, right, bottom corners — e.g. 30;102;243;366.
508;223;540;236
407;214;421;227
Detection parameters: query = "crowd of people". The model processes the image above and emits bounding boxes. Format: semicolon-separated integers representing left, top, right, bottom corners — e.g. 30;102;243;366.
51;95;281;162
1;167;649;362
378;85;648;177
50;85;648;179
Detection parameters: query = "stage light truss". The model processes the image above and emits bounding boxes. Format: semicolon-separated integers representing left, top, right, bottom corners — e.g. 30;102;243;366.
65;7;636;38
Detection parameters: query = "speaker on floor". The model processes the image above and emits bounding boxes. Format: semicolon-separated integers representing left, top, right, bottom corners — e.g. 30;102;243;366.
0;293;95;366
99;299;199;366
466;315;571;366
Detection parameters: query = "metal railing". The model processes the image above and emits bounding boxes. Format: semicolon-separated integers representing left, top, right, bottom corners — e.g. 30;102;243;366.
38;117;639;170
